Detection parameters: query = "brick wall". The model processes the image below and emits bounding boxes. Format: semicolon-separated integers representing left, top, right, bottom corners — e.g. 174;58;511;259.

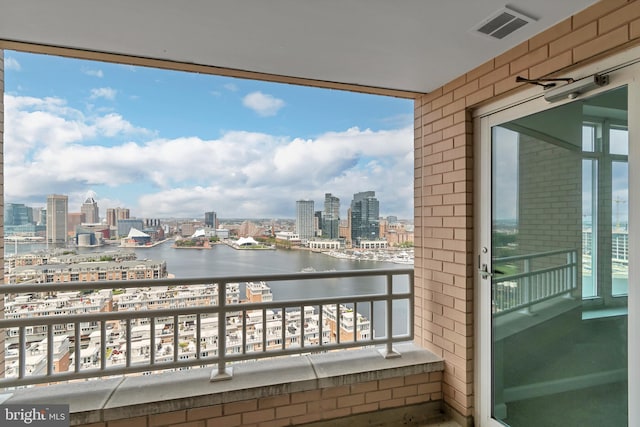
413;0;640;419
73;372;443;427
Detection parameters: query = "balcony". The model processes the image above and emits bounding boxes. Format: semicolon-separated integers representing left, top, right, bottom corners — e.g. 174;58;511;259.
0;268;451;427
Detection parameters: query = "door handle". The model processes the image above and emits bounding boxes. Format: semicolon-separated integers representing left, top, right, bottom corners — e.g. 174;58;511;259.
478;264;505;279
478;263;493;279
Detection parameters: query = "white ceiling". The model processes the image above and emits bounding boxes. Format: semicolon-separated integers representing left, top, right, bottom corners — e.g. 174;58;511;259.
0;0;599;95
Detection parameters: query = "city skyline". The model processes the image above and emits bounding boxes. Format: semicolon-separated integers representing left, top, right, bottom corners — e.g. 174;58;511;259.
4;51;413;219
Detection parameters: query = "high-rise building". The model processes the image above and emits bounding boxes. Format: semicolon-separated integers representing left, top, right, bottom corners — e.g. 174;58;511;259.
314;211;322;236
31;207;43;225
67;212;85;236
106;208;117;227
205;211;218;228
46;194;68;244
323;193;340;239
350;191;380;243
5;203;33;226
116;207;130;220
81;196;100;223
296;200;315;240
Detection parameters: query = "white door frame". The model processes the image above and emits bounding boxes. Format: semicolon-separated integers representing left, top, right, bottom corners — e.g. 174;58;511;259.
473;50;640;427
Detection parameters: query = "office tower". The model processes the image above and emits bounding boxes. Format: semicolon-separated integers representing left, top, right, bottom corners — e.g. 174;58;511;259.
296;200;315;240
315;211;322;236
67;212;85;236
31;207;43;225
205;211;217;228
116;207;130;220
46;194;68;244
81;195;100;223
350;191;380;243
323;193;340;239
106;208;117;227
5;203;33;226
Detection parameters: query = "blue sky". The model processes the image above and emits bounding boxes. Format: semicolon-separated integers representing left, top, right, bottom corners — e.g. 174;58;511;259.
4;51;414;220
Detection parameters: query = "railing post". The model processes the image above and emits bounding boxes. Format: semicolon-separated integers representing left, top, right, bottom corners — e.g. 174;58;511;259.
378;274;401;359
211;281;232;381
521;258;533;315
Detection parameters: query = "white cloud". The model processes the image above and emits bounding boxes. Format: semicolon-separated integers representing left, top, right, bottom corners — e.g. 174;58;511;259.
83;68;104;78
5;57;21;71
90;87;117;100
242;91;285;117
224;83;238;92
5;94;413;219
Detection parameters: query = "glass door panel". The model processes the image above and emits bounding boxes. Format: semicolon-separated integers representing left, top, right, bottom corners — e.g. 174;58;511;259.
491;87;628;426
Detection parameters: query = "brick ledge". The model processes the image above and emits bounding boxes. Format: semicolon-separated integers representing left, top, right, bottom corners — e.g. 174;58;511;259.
1;342;443;425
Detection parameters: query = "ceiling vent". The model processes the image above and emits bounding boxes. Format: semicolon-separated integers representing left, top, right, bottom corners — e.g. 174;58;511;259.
473;6;536;39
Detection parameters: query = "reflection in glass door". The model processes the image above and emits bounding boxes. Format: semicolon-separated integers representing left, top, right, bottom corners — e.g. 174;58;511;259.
490;87;628;426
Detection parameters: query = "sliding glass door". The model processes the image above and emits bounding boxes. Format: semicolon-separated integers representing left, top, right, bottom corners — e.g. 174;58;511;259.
477;69;637;427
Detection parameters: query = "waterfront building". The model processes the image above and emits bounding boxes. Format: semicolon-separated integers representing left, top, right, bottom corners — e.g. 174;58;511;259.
5;203;33;227
46;194;68;245
67;212;85;237
350;191;380;244
356;239;388;249
6;250;137;269
180;222;198;237
8;258;167;284
122;227;152;246
215;228;230;239
106;208;117;227
80;196;100;224
314;210;322;236
117;218;144;237
295;200;314;240
75;225;108;247
275;231;299;243
205;211;218;229
116;207;130;220
308;240;341;251
239;220;263;237
323;193;340;239
31;207;43;225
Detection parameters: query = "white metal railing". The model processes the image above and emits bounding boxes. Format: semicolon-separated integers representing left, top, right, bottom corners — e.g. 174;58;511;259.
0;268;413;388
492;249;578;315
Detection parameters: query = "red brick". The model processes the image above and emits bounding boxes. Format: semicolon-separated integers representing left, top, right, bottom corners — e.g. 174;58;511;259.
290;389;321;404
187;406;222;421
108;417;147;427
275;403;307;419
224;400;257;415
242;408;275;424
258;395;290;409
365;389;392;403
150;410;186;427
574;26;629;62
321;385;350;398
351;403;378;414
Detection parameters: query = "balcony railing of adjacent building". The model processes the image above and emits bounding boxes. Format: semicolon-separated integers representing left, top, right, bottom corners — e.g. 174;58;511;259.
492;248;578;315
0;268;413;388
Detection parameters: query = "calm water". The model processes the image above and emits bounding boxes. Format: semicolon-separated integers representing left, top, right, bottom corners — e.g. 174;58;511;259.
8;241;412;335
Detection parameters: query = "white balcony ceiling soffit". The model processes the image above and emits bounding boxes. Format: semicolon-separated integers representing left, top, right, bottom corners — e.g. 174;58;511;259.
0;0;599;95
